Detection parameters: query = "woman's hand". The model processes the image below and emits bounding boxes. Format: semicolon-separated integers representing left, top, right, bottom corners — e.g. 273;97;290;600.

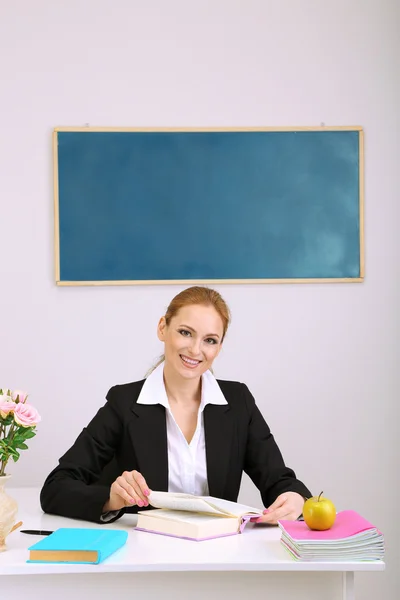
253;491;305;525
103;470;151;512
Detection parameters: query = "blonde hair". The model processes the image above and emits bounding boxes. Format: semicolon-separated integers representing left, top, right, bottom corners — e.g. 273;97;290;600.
146;286;231;376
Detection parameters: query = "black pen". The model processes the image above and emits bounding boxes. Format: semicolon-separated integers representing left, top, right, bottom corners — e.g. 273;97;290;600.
20;529;54;536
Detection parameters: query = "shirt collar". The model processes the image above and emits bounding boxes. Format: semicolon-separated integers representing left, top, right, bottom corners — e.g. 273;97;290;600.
137;362;228;408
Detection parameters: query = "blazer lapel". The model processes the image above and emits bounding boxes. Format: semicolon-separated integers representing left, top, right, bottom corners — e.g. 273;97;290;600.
204;403;233;498
127;398;234;498
128;403;169;492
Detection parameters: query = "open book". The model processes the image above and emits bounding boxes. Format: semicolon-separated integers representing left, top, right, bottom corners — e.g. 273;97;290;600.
135;491;263;541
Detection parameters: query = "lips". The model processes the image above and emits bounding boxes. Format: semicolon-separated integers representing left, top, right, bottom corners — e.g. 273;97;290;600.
180;354;201;368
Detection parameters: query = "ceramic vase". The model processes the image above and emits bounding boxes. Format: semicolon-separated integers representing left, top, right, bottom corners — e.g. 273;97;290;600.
0;475;18;551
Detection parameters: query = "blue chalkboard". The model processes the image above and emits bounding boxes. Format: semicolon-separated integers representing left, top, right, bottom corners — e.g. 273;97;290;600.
54;128;363;284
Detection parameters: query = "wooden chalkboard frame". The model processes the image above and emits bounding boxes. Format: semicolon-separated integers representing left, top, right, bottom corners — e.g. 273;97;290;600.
53;126;364;286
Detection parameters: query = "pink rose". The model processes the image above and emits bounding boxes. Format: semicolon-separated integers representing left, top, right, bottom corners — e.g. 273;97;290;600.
0;396;16;418
11;389;28;403
13;402;41;427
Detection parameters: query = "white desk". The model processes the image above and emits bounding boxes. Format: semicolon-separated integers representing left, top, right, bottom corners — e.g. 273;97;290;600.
1;488;384;600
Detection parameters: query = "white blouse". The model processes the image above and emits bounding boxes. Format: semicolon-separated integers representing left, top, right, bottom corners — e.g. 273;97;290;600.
137;362;228;495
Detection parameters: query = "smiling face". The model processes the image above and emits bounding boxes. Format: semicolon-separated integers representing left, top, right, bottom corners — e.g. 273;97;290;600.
157;304;224;381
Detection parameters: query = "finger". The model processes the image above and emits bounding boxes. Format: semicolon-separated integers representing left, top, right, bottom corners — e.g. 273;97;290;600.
255;510;281;524
112;478;137;507
256;504;293;524
254;510;290;525
267;506;300;523
131;470;151;498
123;472;149;506
252;514;275;524
116;472;148;507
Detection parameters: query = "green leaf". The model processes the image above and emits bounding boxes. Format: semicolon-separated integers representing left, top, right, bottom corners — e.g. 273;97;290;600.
11;450;21;462
12;428;36;442
0;440;9;451
14;442;29;450
22;429;36;440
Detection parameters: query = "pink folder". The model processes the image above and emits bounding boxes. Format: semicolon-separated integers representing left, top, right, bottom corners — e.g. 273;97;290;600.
279;510;380;541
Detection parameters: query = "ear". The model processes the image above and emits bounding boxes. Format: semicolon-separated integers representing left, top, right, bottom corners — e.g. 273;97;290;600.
157;316;167;341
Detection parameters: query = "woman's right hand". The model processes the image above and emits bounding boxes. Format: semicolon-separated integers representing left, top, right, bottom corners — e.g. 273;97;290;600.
103;470;151;512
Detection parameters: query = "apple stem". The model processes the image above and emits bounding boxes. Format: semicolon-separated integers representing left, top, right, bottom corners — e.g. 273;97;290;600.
318;491;323;502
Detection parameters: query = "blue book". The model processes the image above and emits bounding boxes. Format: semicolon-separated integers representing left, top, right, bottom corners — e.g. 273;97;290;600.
27;528;128;564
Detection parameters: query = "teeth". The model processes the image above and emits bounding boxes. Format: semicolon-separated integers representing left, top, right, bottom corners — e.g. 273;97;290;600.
181;355;200;365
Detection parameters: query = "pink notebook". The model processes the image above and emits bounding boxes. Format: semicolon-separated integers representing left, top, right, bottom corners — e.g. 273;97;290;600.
279;510;379;541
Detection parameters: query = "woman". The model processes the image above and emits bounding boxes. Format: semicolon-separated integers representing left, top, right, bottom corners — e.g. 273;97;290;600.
40;286;311;524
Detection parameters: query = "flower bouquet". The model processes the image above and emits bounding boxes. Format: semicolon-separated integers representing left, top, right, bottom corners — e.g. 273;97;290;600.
0;388;41;550
0;388;41;476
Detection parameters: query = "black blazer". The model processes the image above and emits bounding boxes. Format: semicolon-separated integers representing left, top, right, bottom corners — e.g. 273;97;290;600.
40;379;311;523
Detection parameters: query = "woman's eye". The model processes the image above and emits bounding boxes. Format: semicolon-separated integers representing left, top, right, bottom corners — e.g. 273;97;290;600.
205;338;217;345
178;329;191;337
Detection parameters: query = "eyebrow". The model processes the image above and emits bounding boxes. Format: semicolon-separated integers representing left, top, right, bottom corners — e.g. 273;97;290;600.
178;324;221;339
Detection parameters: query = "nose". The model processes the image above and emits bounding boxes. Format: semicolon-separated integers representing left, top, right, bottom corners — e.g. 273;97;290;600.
188;338;201;356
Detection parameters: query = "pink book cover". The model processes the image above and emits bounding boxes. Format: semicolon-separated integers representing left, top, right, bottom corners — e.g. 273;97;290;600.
278;510;380;541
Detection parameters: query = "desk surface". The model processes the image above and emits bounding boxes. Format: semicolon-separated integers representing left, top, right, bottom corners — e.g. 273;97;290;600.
1;488;385;576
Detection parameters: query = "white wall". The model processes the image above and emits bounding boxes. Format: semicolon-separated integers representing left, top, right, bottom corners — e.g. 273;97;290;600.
1;0;398;597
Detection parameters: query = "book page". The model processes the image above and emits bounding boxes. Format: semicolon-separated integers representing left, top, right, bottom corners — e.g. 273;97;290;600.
202;496;262;517
148;491;262;517
148;492;224;515
139;509;235;524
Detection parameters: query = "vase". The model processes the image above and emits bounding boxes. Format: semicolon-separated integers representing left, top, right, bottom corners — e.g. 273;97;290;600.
0;475;18;552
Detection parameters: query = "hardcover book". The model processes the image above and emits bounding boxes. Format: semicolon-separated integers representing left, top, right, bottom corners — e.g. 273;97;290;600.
136;491;263;541
28;528;128;564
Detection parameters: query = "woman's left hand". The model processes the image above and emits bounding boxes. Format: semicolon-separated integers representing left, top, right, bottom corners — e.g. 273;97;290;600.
253;491;305;525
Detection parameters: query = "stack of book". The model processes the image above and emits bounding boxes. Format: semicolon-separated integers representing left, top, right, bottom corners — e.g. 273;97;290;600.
278;510;384;561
